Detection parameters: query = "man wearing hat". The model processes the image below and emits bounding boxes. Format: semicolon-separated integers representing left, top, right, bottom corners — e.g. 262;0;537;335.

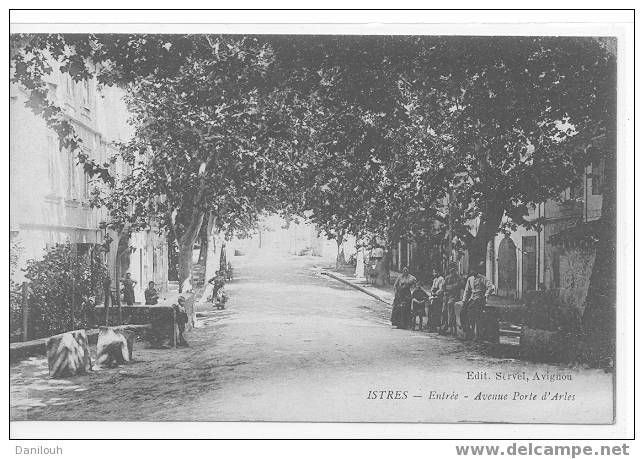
440;262;462;335
461;262;496;340
173;296;189;346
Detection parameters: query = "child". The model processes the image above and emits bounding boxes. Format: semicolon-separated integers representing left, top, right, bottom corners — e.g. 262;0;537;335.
410;282;429;331
214;286;229;310
173;296;189;346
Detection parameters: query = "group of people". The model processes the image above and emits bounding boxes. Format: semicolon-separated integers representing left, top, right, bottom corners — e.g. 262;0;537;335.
116;272;162;307
390;262;496;340
122;260;234;310
117;272;189;346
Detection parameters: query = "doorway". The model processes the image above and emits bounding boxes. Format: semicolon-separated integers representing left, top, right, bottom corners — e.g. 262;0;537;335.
497;236;517;298
522;236;537;293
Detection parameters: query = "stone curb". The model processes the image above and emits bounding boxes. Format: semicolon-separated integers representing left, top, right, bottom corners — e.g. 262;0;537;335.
10;324;151;363
322;270;393;305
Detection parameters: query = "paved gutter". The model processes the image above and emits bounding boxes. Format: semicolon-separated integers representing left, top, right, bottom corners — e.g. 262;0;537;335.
321;270;393;304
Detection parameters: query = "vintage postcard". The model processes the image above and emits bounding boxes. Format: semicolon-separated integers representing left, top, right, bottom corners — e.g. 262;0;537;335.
7;10;634;440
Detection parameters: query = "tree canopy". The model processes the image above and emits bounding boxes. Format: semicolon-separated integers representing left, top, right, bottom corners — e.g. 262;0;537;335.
11;33;616;276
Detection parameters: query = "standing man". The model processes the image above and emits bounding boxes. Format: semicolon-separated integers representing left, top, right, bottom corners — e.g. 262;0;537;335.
428;268;445;332
440;263;461;335
144;281;159;305
461;262;496;341
173;296;189;346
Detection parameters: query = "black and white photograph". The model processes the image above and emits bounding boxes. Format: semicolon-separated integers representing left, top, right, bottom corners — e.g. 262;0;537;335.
7;9;635;444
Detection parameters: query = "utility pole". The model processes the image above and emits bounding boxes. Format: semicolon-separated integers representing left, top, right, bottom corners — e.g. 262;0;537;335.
103;277;112;326
115;250;123;326
447;191;453;272
21;282;30;341
70;243;77;330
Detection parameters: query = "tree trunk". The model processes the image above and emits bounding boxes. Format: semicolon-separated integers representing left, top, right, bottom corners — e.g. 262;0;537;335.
204;213;223;301
174;212;205;331
114;230;130;326
465;203;505;275
581;145;616;363
167;231;179;282
174;212;205;295
462;142;506;275
177;240;194;294
197;232;208;264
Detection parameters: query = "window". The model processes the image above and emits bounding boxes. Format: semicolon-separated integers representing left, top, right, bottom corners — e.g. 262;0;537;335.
46;135;58;194
64;74;73;100
522;236;537;292
561;181;583;201
66;151;77;199
74;242;93;257
592;158;604;195
80;169;89;200
551;250;561;289
82;80;90;106
79;147;90;200
569;182;583;201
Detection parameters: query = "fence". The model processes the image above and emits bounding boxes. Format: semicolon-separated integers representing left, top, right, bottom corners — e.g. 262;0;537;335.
11;281;130;343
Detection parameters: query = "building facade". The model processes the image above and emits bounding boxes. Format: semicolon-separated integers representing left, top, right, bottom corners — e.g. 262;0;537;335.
490;161;605;313
10;66;168;302
386;159;604;308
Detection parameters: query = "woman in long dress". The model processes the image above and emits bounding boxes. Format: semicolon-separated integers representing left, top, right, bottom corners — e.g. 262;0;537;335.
391;267;417;329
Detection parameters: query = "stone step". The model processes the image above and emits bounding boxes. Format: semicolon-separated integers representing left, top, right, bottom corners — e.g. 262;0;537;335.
499;322;522;337
500;329;522;337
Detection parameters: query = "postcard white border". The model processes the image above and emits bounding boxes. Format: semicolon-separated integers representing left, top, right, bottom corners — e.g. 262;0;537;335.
4;7;636;446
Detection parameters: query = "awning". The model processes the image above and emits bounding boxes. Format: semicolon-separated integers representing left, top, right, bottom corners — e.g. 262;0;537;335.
548;219;604;248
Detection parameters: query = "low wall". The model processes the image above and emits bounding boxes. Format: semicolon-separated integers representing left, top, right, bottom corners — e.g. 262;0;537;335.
147;307;179;347
10;324;151;363
12;293;194;363
91;305;178;348
453;300;501;343
91;306;151;327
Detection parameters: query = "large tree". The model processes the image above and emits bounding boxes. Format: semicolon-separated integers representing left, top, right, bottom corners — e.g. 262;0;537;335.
267;36;418;269
102;35;290;292
396;36;616;267
11;34;293;295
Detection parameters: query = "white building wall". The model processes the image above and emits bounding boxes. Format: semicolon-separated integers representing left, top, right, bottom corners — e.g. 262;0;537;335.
10;64;168;295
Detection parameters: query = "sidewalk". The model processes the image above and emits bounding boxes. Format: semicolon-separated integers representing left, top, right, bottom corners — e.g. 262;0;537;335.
321;267;523;346
321;269;394;305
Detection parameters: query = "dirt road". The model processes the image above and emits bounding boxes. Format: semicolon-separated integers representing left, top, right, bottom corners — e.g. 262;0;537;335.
10;248;613;423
